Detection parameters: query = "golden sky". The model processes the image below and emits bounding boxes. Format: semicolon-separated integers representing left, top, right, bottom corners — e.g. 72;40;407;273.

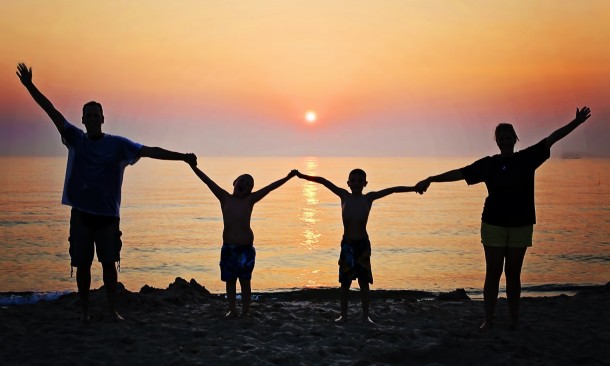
1;0;609;156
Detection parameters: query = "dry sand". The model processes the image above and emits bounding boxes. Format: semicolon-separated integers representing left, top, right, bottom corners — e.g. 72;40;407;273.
1;278;608;365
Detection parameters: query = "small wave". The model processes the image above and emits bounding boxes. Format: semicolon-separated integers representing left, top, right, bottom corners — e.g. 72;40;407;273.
194;217;222;222
0;221;32;227
2;283;605;306
521;283;603;294
442;283;606;299
556;254;610;263
0;291;72;306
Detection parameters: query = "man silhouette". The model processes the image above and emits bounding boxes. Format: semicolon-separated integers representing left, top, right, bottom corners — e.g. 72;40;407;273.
16;63;197;321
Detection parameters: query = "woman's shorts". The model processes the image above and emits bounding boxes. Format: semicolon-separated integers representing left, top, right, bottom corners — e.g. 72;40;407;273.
481;221;533;248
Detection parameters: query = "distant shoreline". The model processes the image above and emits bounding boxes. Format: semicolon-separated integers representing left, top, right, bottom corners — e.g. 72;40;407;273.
1;279;607;306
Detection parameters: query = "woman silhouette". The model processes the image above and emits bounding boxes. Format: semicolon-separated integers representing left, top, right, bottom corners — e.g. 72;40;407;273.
416;106;591;330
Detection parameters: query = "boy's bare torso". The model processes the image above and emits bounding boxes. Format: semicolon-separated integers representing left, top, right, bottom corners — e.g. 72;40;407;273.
221;196;255;245
341;194;372;241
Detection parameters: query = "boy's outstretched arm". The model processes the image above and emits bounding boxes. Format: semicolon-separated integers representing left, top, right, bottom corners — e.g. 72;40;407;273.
190;164;229;202
415;169;464;193
295;170;347;197
16;63;67;135
544;106;591;149
251;169;297;203
368;186;418;201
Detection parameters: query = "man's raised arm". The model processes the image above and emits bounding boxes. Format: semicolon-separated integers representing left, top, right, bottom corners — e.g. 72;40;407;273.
16;63;66;135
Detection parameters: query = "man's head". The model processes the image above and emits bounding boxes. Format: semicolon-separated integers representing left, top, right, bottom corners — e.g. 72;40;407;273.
233;174;254;197
82;101;104;130
347;168;367;194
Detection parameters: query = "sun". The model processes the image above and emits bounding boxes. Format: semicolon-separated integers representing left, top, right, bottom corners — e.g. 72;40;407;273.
305;111;317;123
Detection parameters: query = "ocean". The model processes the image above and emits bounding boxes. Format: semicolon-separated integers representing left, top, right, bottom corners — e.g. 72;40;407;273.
1;156;608;302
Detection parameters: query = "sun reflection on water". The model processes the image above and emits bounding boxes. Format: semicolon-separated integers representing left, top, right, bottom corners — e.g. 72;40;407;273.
298;158;323;287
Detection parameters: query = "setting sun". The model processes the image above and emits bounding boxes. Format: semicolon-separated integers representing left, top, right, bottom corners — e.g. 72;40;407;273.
305;111;317;123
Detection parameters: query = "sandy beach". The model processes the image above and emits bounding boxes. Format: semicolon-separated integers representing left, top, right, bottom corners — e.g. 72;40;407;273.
1;278;608;366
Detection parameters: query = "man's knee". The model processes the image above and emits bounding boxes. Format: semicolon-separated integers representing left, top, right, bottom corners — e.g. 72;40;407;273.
101;261;117;269
101;262;118;278
76;265;92;274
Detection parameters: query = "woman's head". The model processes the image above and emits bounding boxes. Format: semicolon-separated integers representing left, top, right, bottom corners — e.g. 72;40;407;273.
495;123;518;154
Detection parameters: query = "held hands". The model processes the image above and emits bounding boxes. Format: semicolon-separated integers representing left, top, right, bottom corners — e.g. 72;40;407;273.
575;106;591;124
414;178;431;195
16;63;33;86
288;169;298;178
184;153;197;167
294;170;305;179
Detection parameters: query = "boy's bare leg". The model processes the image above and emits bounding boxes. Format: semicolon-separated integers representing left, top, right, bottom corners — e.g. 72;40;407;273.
76;266;91;322
239;278;252;316
102;262;124;321
335;282;351;323
358;279;374;323
225;279;238;317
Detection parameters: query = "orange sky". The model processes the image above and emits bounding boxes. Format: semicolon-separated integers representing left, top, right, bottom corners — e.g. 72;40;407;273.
1;1;609;156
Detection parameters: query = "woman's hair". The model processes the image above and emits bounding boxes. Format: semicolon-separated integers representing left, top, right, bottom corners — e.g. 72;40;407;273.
495;123;519;141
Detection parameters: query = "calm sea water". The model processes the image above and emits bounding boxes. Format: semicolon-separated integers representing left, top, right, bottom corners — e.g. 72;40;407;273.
1;156;608;298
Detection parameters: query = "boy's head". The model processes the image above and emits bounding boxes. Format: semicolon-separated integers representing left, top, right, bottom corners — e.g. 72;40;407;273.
347;169;367;194
233;174;254;197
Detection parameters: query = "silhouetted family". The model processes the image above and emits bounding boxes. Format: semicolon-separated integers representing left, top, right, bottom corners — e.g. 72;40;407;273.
16;63;592;330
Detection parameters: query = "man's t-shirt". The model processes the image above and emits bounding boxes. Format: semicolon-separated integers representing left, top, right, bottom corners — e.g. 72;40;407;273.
460;140;550;227
60;120;142;217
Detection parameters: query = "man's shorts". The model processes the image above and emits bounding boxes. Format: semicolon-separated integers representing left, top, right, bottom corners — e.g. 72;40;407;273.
69;208;122;267
338;237;373;285
219;244;256;281
480;221;533;248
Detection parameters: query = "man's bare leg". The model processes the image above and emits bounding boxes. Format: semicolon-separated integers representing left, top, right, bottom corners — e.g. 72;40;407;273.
102;262;124;321
76;265;91;322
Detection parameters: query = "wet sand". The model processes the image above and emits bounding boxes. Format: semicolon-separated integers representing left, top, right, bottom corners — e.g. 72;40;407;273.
1;278;608;365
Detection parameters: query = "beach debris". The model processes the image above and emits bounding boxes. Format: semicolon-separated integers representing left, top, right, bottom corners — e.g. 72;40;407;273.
437;288;470;301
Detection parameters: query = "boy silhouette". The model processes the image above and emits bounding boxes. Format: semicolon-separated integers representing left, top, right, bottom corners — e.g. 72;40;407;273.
190;164;297;317
296;169;422;323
